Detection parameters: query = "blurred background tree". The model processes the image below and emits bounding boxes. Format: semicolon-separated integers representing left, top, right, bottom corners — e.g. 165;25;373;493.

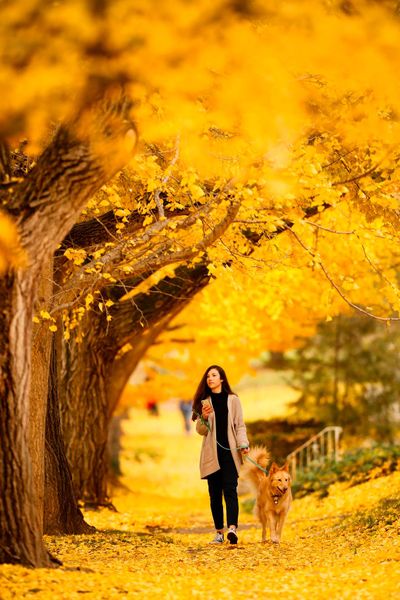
287;312;400;442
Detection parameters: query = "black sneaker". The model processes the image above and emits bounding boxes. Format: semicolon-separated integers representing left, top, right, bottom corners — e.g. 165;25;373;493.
227;527;238;544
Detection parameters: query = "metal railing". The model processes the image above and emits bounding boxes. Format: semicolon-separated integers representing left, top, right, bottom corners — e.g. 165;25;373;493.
286;426;343;480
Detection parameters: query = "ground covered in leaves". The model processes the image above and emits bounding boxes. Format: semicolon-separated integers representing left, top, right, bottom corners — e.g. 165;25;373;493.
1;405;399;599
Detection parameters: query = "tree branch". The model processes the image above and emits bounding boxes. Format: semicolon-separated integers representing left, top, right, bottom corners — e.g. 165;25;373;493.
58;198;234;301
288;228;400;322
6;98;136;261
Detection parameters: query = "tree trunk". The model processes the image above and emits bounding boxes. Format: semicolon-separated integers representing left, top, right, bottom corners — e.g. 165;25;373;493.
60;316;171;505
0;270;51;567
59;325;112;505
30;260;54;540
44;336;95;534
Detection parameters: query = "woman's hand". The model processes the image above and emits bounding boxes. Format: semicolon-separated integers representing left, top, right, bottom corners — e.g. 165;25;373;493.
240;446;250;455
202;404;213;420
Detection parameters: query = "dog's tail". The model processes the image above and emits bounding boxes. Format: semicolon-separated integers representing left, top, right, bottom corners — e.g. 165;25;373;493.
241;445;270;493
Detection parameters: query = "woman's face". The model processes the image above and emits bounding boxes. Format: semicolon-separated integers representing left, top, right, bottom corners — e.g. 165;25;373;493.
207;368;223;392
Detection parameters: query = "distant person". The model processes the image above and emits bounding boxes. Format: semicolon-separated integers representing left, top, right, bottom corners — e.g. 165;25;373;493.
179;399;192;434
146;399;159;416
192;365;249;545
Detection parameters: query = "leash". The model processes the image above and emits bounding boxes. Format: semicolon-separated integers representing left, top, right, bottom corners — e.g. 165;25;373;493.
196;411;269;476
243;453;269;475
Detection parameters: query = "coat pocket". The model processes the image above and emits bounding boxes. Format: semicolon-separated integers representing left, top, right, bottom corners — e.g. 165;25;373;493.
201;436;216;467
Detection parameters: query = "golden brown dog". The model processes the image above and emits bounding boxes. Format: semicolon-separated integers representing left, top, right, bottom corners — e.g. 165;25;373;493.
242;446;292;543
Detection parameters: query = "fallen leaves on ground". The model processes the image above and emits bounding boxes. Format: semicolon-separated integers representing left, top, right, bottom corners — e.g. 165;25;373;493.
1;408;399;599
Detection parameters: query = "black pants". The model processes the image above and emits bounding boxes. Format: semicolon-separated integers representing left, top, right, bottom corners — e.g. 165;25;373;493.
206;450;238;530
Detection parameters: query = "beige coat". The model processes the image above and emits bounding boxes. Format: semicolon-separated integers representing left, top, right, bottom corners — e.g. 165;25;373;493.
196;394;249;479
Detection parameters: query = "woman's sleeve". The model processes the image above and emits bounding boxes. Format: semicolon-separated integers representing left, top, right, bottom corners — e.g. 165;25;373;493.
234;397;249;447
196;417;209;436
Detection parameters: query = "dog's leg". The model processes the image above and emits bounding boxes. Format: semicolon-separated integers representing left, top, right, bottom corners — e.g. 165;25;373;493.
261;515;267;543
275;510;288;543
267;511;279;544
276;510;288;541
257;499;268;542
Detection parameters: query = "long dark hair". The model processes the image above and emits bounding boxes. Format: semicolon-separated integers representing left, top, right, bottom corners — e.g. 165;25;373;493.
191;365;234;421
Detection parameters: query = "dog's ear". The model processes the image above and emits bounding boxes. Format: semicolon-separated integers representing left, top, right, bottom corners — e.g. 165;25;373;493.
281;462;290;472
269;462;279;474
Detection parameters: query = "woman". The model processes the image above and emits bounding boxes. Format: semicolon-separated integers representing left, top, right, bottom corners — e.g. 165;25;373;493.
192;365;250;545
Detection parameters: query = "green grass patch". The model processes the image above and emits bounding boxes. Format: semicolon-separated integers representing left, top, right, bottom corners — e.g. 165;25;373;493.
292;444;400;499
341;496;400;533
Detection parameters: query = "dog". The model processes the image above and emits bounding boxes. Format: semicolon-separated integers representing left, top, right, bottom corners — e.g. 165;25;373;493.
242;446;292;543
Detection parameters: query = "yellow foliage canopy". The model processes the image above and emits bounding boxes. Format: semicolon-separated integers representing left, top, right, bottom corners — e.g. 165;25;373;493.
3;0;400;379
2;0;400;162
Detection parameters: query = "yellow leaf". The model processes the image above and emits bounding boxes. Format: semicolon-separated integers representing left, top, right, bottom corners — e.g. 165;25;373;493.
189;184;204;199
115;208;129;217
64;248;87;265
143;215;154;227
85;293;94;309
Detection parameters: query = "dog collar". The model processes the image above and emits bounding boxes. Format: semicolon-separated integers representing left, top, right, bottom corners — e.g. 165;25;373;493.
273;488;287;504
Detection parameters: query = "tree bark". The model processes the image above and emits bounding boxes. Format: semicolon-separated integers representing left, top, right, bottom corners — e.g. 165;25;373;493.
44;337;95;534
0;269;51;566
30;261;54;544
60;328;111;506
